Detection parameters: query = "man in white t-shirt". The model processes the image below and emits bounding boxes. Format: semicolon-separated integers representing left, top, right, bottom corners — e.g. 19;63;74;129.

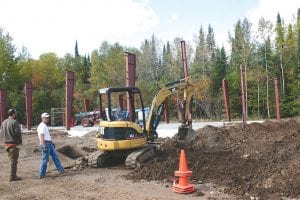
37;112;64;178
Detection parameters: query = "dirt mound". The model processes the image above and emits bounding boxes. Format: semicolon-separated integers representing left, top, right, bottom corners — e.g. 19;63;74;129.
127;119;300;199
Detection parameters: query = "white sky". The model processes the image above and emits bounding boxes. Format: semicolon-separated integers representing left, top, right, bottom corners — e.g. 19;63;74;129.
0;0;299;59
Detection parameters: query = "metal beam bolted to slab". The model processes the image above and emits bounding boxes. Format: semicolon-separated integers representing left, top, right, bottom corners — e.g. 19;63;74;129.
66;71;75;130
24;81;33;130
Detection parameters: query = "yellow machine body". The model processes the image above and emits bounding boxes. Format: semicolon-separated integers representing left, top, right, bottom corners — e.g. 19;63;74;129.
96;121;147;151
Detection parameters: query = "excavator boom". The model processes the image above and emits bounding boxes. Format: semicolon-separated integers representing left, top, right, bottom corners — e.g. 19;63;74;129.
145;77;195;140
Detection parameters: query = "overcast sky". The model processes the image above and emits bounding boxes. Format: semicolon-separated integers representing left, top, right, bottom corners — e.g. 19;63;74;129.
0;0;299;59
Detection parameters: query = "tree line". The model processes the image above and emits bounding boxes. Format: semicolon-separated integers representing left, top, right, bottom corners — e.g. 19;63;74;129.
0;9;299;125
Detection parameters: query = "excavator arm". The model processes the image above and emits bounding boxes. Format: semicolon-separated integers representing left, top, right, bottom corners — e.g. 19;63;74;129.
145;77;195;141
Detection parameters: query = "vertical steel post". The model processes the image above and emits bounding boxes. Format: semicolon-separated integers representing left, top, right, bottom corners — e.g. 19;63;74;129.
274;78;280;121
180;40;192;127
163;100;169;123
84;99;90;112
66;71;74;130
240;65;247;125
181;41;188;79
118;95;124;110
0;89;7;125
125;52;136;115
24;81;32;130
125;52;136;87
222;79;231;122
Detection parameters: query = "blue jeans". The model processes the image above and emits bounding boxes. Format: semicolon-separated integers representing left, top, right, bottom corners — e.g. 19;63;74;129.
40;141;64;177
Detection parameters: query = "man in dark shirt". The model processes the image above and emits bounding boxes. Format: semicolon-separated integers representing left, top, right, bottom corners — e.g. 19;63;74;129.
1;109;22;182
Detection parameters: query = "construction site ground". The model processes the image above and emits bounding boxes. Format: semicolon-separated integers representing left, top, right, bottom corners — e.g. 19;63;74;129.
0;119;299;200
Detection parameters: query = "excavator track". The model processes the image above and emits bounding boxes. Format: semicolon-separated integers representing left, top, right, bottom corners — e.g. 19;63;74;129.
125;145;157;168
87;150;108;168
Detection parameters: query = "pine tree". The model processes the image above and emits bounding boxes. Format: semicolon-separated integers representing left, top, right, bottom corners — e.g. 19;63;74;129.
75;40;79;57
275;13;286;95
281;23;299;116
192;26;207;77
206;24;216;60
211;47;227;118
297;8;300;83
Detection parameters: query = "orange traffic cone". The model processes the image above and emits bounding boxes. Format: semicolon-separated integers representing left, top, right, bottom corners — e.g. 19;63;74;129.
173;149;195;194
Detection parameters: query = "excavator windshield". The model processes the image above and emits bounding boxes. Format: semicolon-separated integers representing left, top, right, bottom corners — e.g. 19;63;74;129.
98;87;146;129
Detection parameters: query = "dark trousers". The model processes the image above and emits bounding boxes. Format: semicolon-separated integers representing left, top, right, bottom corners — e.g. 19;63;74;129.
6;146;19;180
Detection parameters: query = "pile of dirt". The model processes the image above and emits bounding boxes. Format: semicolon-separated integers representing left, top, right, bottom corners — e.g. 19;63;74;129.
127;119;300;199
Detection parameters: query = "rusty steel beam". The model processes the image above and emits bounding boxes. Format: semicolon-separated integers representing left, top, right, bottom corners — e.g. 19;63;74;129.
84;99;90;112
222;79;231;122
66;71;75;130
24;81;33;130
180;40;192;127
118;95;124;110
125;52;136;87
274;78;280;121
240;65;247;125
125;52;136;116
180;41;188;79
163;100;169;124
0;89;7;125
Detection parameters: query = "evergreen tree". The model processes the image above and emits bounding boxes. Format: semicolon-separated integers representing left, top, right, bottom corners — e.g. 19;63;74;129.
229;20;243;71
75;40;79;57
161;41;173;82
211;47;227;118
297;8;300;84
275;13;286;95
192;26;207;77
206;24;216;60
212;47;227;95
281;24;299;116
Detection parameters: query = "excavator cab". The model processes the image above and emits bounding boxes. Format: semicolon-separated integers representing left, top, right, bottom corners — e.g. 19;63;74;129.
98;87;146;124
97;87;148;150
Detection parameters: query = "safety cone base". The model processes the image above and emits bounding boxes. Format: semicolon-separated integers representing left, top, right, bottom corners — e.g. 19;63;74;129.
173;184;195;194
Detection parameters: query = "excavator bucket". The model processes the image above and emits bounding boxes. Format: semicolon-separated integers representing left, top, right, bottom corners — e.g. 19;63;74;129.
177;126;196;140
177;126;189;140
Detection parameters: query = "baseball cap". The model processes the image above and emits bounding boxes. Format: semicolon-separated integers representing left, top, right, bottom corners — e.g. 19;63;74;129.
41;112;50;118
8;109;17;116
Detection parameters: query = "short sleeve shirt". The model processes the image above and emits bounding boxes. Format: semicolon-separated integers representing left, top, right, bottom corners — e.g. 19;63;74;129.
37;122;51;141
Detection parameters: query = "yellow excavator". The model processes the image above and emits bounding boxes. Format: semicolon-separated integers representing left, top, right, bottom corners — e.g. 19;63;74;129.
88;77;195;168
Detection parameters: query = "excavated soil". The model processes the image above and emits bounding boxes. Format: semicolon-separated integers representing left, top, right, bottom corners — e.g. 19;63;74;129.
0;128;236;200
128;119;300;199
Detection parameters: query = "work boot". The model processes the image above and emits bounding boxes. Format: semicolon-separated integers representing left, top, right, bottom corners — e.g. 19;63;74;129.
10;161;18;181
9;176;22;182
